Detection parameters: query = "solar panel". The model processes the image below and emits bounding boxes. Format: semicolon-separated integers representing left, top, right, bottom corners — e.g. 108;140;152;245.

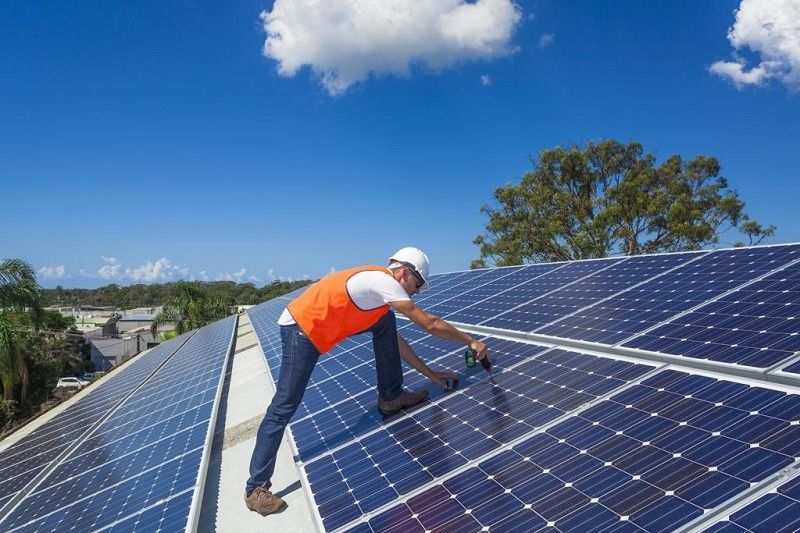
415;266;527;311
0;316;236;532
0;330;193;518
703;473;800;532
622;258;800;369
245;243;800;532
303;348;655;530
532;251;707;340
424;264;557;318
411;270;481;307
351;369;800;532
525;246;796;354
455;258;626;328
289;336;550;463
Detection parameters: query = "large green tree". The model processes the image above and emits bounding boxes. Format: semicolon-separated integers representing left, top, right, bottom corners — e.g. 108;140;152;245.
0;259;42;402
150;281;230;337
473;140;775;267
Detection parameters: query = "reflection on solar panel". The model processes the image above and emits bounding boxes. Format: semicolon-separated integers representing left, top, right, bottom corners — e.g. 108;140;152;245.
0;331;193;518
351;369;800;532
243;243;800;532
0;316;236;532
305;349;654;530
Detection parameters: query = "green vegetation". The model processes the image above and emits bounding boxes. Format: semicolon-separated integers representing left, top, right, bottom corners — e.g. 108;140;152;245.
1;259;41;404
150;282;230;337
1;259;90;434
473;140;776;267
42;279;312;308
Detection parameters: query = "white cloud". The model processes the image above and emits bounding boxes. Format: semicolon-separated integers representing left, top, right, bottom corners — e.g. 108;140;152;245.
261;0;523;95
199;270;209;281
538;33;555;49
37;265;66;279
217;268;247;283
125;257;174;282
480;74;492;85
97;256;122;279
710;0;800;91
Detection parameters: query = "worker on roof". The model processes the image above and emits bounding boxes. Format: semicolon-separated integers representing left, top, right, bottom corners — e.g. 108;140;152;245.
245;247;489;516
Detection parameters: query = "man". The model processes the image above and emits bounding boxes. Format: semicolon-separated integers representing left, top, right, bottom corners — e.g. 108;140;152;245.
245;247;489;516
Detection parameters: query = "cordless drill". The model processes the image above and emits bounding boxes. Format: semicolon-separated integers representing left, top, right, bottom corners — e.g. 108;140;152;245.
465;348;492;375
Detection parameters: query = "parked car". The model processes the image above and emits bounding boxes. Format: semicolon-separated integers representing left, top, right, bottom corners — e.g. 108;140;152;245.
56;377;90;390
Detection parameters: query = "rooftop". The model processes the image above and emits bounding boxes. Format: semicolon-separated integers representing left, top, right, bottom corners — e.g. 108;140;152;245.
4;243;800;532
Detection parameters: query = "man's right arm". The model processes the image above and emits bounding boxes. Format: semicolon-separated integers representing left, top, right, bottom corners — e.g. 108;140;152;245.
390;300;488;360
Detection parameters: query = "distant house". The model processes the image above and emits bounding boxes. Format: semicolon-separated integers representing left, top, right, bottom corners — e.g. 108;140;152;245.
47;305;117;318
75;315;118;337
71;323;103;339
89;329;158;371
117;314;156;334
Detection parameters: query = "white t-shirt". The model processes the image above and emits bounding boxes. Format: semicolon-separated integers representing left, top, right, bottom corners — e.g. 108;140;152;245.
277;270;410;325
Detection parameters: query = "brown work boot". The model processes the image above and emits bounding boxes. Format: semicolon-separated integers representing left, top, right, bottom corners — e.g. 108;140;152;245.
244;486;287;516
377;389;429;416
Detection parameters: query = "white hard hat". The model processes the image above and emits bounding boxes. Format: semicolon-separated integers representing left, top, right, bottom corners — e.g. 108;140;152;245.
389;247;430;290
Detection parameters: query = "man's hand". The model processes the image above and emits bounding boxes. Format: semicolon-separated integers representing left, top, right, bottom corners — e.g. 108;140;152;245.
470;339;488;361
426;369;460;390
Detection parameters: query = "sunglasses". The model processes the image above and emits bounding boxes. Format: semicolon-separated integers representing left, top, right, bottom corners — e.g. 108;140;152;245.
406;265;425;289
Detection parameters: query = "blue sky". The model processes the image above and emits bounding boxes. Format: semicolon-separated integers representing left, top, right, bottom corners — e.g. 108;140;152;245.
2;0;798;289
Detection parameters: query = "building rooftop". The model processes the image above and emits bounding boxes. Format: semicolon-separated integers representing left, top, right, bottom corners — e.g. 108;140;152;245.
4;244;800;532
118;314;156;322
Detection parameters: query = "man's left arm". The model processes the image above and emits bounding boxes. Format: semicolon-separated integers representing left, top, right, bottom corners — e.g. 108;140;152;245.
397;334;457;389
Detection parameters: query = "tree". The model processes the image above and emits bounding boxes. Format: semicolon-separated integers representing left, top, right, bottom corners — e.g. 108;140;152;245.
150;281;230;337
0;259;42;403
472;140;776;267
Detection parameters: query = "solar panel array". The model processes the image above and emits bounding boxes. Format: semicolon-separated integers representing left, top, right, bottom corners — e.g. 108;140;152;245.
0;331;193;516
0;315;236;533
247;243;800;532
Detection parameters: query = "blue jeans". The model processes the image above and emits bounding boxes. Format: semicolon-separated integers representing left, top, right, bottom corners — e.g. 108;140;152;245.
246;311;403;491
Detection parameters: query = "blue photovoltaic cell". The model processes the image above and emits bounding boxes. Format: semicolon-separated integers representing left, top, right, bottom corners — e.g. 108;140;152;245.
3;449;204;533
0;330;192;514
419;265;529;317
506;252;703;335
474;258;626;330
645;259;800;370
704;474;800;533
434;263;566;325
354;369;800;533
413;268;518;309
303;349;652;531
408;270;473;305
99;488;195;532
516;245;800;351
0;316;235;532
533;251;706;341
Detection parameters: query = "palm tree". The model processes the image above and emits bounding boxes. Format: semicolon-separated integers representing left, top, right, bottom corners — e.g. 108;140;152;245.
0;259;42;403
150;281;229;338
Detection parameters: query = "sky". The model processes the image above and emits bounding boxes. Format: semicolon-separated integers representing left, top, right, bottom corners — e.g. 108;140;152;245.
2;0;799;289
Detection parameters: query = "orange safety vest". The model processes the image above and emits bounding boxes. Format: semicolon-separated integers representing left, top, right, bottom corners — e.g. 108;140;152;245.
287;265;394;353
